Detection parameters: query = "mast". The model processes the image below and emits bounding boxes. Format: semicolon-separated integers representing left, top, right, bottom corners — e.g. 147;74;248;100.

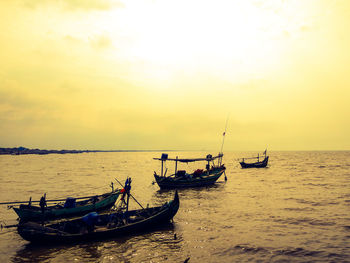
219;114;229;166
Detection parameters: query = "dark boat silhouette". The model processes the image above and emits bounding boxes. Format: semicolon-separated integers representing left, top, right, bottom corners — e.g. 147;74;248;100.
153;153;226;189
17;191;179;244
240;150;269;168
12;190;120;222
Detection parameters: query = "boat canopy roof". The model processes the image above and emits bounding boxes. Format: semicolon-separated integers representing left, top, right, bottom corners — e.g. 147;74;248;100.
241;150;268;160
153;153;223;163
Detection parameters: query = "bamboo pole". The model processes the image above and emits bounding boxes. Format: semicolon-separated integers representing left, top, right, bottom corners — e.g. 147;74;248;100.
114;178;144;209
175;156;178;175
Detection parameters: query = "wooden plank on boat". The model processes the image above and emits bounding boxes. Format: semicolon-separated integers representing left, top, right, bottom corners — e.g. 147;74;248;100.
153;154;223;162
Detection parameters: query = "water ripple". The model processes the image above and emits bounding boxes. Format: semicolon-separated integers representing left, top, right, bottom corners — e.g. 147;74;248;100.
1;151;349;263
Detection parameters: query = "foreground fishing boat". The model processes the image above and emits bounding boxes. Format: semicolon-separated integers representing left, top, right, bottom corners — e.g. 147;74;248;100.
17;191;179;244
13;190;120;222
240;150;269;168
153;153;226;189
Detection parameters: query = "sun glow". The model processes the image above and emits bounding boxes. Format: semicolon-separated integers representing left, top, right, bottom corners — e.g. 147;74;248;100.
101;0;310;84
1;0;349;150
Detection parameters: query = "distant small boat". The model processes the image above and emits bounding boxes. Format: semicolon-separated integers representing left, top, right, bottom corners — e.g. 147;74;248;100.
239;150;269;168
17;191;179;244
12;190;120;222
153;153;226;189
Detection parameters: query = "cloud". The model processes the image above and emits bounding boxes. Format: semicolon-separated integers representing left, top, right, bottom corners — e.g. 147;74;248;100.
63;35;83;44
16;0;124;11
89;35;113;50
61;0;125;11
64;34;113;50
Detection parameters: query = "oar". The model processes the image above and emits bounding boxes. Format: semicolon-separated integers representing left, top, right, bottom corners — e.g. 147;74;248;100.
1;223;18;229
0;220;18;230
114;178;145;210
224;171;227;181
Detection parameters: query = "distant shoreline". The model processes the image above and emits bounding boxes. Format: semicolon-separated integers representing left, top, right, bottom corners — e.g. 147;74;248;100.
1;148;347;155
0;147;175;155
0;147;92;155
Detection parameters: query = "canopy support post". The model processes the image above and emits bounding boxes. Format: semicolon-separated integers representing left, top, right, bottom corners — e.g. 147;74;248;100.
161;160;164;177
175;156;178;175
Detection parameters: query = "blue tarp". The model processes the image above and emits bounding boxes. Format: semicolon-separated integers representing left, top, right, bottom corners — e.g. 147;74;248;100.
82;212;99;226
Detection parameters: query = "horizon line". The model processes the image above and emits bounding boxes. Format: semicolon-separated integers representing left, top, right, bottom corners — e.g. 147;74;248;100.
1;147;349;152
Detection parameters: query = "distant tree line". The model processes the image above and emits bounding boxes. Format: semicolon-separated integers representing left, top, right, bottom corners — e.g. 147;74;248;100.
0;147;92;155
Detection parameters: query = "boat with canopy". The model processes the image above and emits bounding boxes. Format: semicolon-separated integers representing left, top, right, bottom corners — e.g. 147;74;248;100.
153;124;229;189
153;153;226;189
239;149;269;168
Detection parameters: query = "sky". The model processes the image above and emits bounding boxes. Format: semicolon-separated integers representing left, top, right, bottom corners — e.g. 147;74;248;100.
0;0;349;151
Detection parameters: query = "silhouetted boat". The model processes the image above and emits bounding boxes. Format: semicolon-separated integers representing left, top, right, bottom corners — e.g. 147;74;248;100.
13;190;120;222
153;153;226;189
240;150;269;168
17;191;179;244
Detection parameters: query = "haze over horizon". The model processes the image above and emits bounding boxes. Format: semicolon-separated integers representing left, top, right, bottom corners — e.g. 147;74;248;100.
1;0;349;151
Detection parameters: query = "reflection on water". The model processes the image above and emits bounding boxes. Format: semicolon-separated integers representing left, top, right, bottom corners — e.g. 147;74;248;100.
13;223;179;263
1;151;350;262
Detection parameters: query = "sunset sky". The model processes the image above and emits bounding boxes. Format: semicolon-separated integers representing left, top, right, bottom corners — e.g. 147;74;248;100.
0;0;349;151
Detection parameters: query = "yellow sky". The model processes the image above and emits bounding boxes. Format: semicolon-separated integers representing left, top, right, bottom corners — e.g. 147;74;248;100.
0;0;349;151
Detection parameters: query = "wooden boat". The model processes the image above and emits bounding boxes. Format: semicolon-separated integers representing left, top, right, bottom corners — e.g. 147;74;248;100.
13;190;120;222
240;150;269;168
153;153;226;189
17;191;179;244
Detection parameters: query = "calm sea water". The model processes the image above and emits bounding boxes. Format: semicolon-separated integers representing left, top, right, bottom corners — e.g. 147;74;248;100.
0;151;349;263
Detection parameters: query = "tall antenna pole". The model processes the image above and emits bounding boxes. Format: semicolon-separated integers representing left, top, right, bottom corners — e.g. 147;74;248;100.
220;114;229;154
219;114;229;167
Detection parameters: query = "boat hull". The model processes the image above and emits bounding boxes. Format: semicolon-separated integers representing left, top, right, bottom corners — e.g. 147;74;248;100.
17;192;179;244
240;156;269;168
13;191;120;222
154;167;225;189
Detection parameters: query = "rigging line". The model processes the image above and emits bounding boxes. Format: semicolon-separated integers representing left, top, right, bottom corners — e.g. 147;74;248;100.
220;113;229;153
114;178;145;210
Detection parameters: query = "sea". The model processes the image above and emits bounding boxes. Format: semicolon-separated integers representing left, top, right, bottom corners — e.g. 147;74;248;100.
0;151;349;263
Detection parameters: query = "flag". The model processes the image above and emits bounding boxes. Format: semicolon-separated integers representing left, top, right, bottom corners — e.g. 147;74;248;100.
223;132;226;136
